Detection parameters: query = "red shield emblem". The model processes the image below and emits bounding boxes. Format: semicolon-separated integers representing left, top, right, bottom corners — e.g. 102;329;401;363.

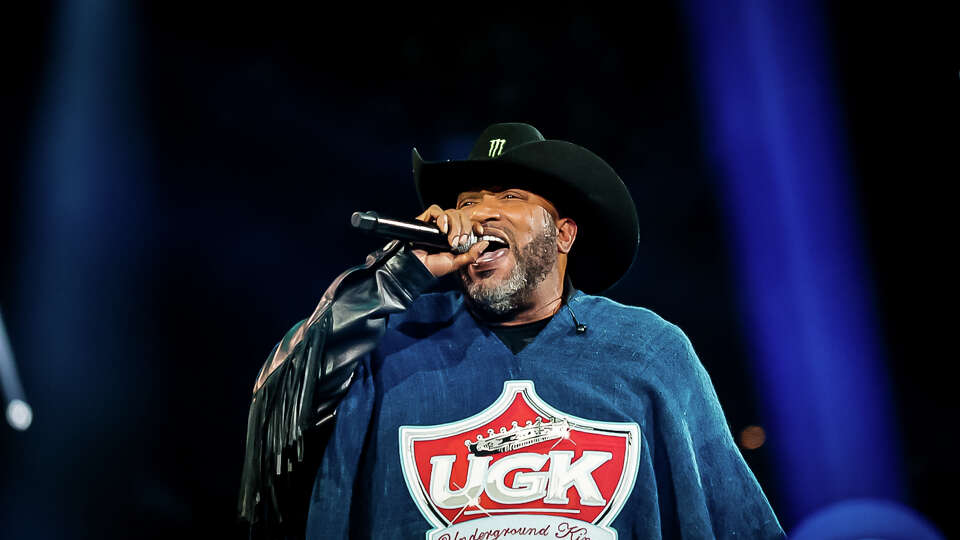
399;381;640;540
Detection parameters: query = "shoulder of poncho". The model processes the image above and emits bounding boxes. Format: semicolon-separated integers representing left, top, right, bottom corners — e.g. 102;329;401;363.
575;294;678;335
573;293;697;363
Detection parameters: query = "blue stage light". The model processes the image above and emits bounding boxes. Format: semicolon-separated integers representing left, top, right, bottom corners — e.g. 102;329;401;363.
683;0;905;526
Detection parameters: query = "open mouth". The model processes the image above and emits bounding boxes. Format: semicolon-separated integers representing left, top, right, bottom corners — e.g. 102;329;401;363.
479;236;508;254
473;234;510;266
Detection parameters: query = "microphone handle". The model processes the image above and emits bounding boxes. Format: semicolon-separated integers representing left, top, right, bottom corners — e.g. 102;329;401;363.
351;211;467;252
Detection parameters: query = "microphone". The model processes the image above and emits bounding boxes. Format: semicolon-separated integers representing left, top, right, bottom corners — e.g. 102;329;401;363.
351;211;474;253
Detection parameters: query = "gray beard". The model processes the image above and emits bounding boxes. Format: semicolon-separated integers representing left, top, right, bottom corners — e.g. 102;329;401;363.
460;217;557;319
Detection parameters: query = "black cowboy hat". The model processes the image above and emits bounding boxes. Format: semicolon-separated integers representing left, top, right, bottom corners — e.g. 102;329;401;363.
413;122;639;294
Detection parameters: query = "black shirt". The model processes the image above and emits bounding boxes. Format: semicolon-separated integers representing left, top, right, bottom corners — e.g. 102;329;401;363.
490;316;554;354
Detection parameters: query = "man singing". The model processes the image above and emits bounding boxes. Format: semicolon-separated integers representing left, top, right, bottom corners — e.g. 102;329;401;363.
239;123;784;539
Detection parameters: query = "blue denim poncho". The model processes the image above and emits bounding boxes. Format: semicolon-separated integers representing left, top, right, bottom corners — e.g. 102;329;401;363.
303;288;784;539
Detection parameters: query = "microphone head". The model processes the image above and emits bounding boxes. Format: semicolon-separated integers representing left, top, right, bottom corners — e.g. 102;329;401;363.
351;211;378;230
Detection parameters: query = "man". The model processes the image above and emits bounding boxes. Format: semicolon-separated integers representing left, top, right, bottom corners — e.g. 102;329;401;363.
239;123;784;539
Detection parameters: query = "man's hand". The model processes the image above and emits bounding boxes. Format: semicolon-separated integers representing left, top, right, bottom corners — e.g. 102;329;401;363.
412;204;489;278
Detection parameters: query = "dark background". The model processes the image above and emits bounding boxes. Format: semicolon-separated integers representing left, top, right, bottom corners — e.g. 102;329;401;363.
1;2;955;539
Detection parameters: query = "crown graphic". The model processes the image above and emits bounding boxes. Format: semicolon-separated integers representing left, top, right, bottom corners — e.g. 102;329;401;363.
464;416;570;456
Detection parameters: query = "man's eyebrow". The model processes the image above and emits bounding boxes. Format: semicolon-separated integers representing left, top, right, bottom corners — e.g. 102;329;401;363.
456;193;480;205
456;190;493;202
457;188;526;204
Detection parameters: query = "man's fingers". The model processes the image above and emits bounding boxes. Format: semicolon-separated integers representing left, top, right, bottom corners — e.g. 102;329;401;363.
416;206;484;248
457;213;474;248
416;204;445;223
453;240;489;269
446;211;463;248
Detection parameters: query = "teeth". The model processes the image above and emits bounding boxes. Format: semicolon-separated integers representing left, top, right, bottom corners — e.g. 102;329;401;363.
454;234;506;253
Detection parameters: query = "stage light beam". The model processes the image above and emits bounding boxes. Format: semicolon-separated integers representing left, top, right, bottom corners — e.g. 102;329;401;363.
0;308;32;431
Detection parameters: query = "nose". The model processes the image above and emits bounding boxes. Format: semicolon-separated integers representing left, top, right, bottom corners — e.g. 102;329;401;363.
468;195;502;223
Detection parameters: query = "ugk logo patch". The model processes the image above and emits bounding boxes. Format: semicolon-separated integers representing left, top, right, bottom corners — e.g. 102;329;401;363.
399;381;641;540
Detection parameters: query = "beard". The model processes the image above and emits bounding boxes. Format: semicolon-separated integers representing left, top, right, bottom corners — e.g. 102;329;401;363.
460;210;557;319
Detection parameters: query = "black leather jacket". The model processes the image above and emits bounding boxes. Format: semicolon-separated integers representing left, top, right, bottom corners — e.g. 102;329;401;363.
238;241;436;537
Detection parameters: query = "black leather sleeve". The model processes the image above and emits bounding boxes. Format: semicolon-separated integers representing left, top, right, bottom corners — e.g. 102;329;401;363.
238;240;436;534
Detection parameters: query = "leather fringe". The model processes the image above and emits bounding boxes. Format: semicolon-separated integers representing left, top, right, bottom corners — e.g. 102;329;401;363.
238;310;331;532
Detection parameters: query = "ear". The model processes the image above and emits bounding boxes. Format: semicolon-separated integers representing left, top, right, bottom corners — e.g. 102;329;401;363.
556;217;578;254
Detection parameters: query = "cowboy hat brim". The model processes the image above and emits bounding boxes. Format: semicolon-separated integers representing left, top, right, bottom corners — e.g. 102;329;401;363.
412;139;639;294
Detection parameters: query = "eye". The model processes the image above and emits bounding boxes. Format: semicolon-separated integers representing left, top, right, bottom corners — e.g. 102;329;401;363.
502;193;520;199
458;201;475;208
